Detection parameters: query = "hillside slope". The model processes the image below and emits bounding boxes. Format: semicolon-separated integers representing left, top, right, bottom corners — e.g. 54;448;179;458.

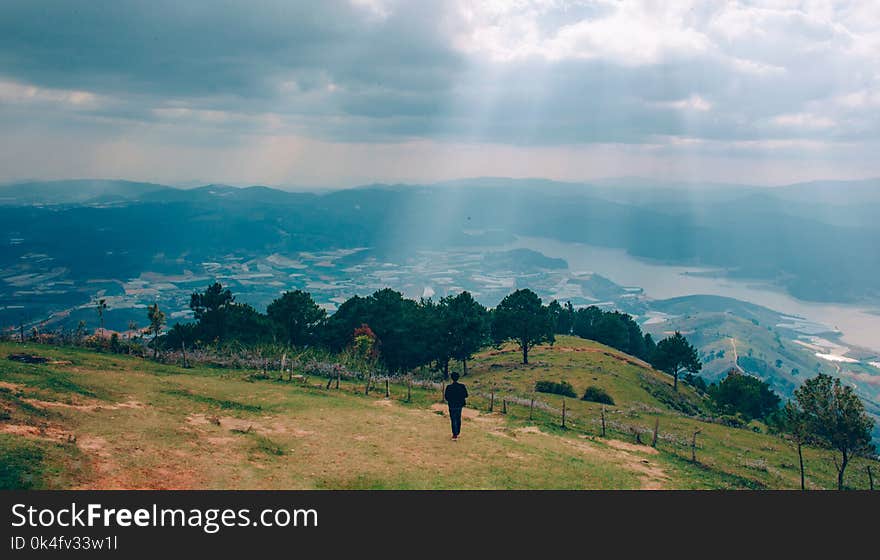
1;337;876;490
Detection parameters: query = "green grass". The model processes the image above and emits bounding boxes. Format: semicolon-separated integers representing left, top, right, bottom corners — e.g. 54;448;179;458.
0;434;85;489
247;434;286;457
1;338;877;490
160;389;263;412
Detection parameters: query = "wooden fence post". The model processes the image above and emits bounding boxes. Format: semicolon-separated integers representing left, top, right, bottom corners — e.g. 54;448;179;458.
336;366;341;390
385;378;390;398
651;417;659;448
489;386;494;412
561;398;566;429
691;429;702;462
600;405;606;438
529;397;534;421
406;376;412;403
502;399;507;414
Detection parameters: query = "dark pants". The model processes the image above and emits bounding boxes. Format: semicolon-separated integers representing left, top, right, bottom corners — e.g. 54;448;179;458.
449;406;463;436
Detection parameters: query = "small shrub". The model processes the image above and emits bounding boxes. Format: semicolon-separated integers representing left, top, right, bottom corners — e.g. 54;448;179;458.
535;380;576;398
581;386;614;405
250;435;285;456
716;414;746;428
638;374;703;416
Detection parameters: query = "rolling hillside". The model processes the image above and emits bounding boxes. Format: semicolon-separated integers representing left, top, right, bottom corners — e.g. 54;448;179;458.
1;337;876;490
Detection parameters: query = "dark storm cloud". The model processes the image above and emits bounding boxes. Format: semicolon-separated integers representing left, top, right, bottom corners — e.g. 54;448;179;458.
0;0;879;175
0;0;462;99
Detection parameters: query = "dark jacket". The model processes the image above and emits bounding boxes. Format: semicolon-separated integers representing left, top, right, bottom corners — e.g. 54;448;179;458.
444;381;468;408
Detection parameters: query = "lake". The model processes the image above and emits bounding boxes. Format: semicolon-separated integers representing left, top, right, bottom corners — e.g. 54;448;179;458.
508;236;880;355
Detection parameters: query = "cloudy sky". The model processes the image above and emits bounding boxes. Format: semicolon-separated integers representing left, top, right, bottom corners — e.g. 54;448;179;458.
1;0;879;187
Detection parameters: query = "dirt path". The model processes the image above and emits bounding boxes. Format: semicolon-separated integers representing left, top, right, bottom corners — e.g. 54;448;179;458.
569;436;669;490
426;403;669;489
729;337;744;372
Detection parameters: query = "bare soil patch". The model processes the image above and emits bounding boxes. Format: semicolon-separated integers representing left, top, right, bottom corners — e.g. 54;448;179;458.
514;426;546;435
603;438;660;455
0;423;72;441
21;397;146;413
0;381;24;392
185;413;314;437
566;436;669;489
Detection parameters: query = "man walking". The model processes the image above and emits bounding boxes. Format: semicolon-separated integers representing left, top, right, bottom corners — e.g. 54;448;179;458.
444;372;468;440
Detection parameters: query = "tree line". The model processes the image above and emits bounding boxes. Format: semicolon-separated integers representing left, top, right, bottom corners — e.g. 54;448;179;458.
158;283;706;387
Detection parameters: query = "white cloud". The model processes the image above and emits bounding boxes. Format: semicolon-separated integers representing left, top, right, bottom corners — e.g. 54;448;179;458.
654;95;713;112
152;107;233;124
835;88;880;108
350;0;392;20
453;1;712;65
0;80;100;108
771;112;836;129
730;56;786;75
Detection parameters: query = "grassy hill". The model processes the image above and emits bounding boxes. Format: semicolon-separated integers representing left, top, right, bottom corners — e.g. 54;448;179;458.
641;298;880;442
1;337;876;490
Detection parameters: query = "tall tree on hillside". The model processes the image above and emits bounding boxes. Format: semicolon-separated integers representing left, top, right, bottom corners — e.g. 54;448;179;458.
126;320;139;354
190;282;234;343
651;331;701;391
221;302;275;346
392;294;434;373
643;333;657;361
491;289;554;365
443;291;488;376
421;297;451;377
147;303;165;359
548;300;575;335
794;374;875;490
708;370;781;420
780;399;811;490
572;305;604;340
95;298;107;334
320;295;371;352
331;288;432;374
267;290;326;348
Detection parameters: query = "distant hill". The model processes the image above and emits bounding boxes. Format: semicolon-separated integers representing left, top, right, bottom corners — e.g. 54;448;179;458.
772;178;880;206
2;177;880;304
0;179;172;206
